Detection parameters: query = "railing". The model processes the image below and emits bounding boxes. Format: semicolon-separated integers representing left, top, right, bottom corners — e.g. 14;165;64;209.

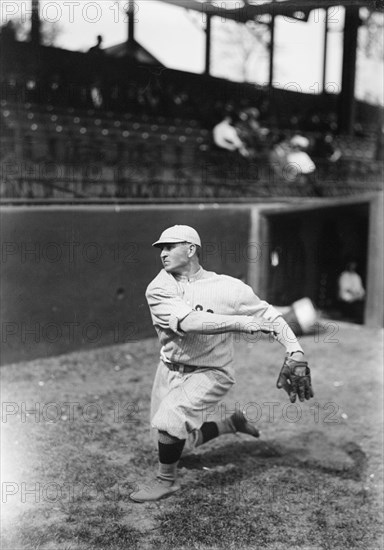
1;155;382;201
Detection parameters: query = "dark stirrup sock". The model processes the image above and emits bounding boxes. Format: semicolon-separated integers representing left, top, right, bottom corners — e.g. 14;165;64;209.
194;411;260;447
158;430;186;464
194;421;220;447
157;431;186;482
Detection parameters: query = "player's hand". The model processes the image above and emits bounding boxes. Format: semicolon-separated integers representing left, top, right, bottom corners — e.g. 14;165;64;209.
276;352;314;403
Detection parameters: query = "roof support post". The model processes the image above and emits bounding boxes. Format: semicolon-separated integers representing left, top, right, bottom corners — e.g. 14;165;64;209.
204;13;212;75
268;0;276;89
338;5;360;134
31;0;41;45
128;0;136;43
322;8;329;93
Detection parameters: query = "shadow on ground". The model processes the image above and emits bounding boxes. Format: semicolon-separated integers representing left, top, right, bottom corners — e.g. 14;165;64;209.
179;431;367;482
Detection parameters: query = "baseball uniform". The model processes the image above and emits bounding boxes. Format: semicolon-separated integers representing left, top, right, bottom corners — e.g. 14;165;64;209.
146;266;282;440
129;225;311;503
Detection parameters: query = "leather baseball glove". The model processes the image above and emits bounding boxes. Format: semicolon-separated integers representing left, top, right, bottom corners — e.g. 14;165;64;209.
276;352;314;403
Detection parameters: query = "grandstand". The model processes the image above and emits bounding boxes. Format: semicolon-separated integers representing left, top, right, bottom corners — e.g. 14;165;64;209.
0;9;383;202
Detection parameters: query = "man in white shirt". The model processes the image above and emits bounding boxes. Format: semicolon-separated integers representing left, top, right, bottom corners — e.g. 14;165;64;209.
286;135;316;177
213;116;249;156
338;261;365;322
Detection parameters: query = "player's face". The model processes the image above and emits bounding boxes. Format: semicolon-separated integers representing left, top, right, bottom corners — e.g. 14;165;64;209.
159;242;193;273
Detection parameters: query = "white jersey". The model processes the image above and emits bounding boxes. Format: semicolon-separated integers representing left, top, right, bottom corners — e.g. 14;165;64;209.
146;267;281;369
286;151;316;174
338;271;365;302
212;119;243;151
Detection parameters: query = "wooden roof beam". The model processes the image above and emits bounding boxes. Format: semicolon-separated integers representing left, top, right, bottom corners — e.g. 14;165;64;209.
157;0;381;24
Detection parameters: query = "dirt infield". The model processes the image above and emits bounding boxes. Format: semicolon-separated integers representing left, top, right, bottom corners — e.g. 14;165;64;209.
1;323;383;550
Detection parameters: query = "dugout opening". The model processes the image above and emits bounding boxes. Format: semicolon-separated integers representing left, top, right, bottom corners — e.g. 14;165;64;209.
257;200;379;326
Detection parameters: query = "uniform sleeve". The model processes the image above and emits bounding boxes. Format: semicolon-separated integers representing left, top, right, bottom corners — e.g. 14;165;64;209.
236;282;282;322
145;284;193;336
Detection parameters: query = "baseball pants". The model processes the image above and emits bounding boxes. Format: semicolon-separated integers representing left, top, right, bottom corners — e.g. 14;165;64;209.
150;360;235;442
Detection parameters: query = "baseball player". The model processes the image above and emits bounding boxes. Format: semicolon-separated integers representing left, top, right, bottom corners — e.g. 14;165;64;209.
129;225;313;503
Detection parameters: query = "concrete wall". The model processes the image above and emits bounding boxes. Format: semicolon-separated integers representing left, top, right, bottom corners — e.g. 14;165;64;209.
1;197;382;365
0;205;251;365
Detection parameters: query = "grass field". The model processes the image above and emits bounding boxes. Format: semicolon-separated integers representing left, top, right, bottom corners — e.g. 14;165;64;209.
1;323;383;550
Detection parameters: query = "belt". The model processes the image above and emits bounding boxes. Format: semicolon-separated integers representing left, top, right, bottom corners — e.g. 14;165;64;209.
163;361;199;374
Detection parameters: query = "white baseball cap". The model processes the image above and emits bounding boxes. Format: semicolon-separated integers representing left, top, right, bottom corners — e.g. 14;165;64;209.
152;225;201;248
290;135;309;148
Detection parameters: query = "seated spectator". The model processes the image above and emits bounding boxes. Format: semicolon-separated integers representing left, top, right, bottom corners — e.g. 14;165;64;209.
243;108;262;133
235;107;269;159
270;134;322;195
90;78;103;108
312;133;342;162
269;133;291;178
287;135;316;176
338;261;365;322
287;135;321;195
213;115;249;157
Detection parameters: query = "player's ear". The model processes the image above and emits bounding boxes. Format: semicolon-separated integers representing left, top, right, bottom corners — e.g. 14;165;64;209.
187;244;196;258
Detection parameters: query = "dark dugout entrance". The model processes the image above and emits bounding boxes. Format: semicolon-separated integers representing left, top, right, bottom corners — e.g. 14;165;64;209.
263;202;371;324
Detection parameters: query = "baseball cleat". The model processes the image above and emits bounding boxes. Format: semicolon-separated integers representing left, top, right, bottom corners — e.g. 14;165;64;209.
231;410;260;438
129;477;180;503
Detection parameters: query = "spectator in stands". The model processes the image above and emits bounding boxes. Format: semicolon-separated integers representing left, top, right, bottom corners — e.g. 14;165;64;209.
213;115;249;157
90;78;103;108
338;261;365;323
312;133;342;163
243;108;262;134
270;134;322;196
235;107;269;159
324;112;338;134
286;135;317;190
87;36;105;108
269;133;291;179
88;35;104;55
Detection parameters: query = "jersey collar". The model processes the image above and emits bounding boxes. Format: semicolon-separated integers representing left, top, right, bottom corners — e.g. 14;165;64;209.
173;267;204;283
